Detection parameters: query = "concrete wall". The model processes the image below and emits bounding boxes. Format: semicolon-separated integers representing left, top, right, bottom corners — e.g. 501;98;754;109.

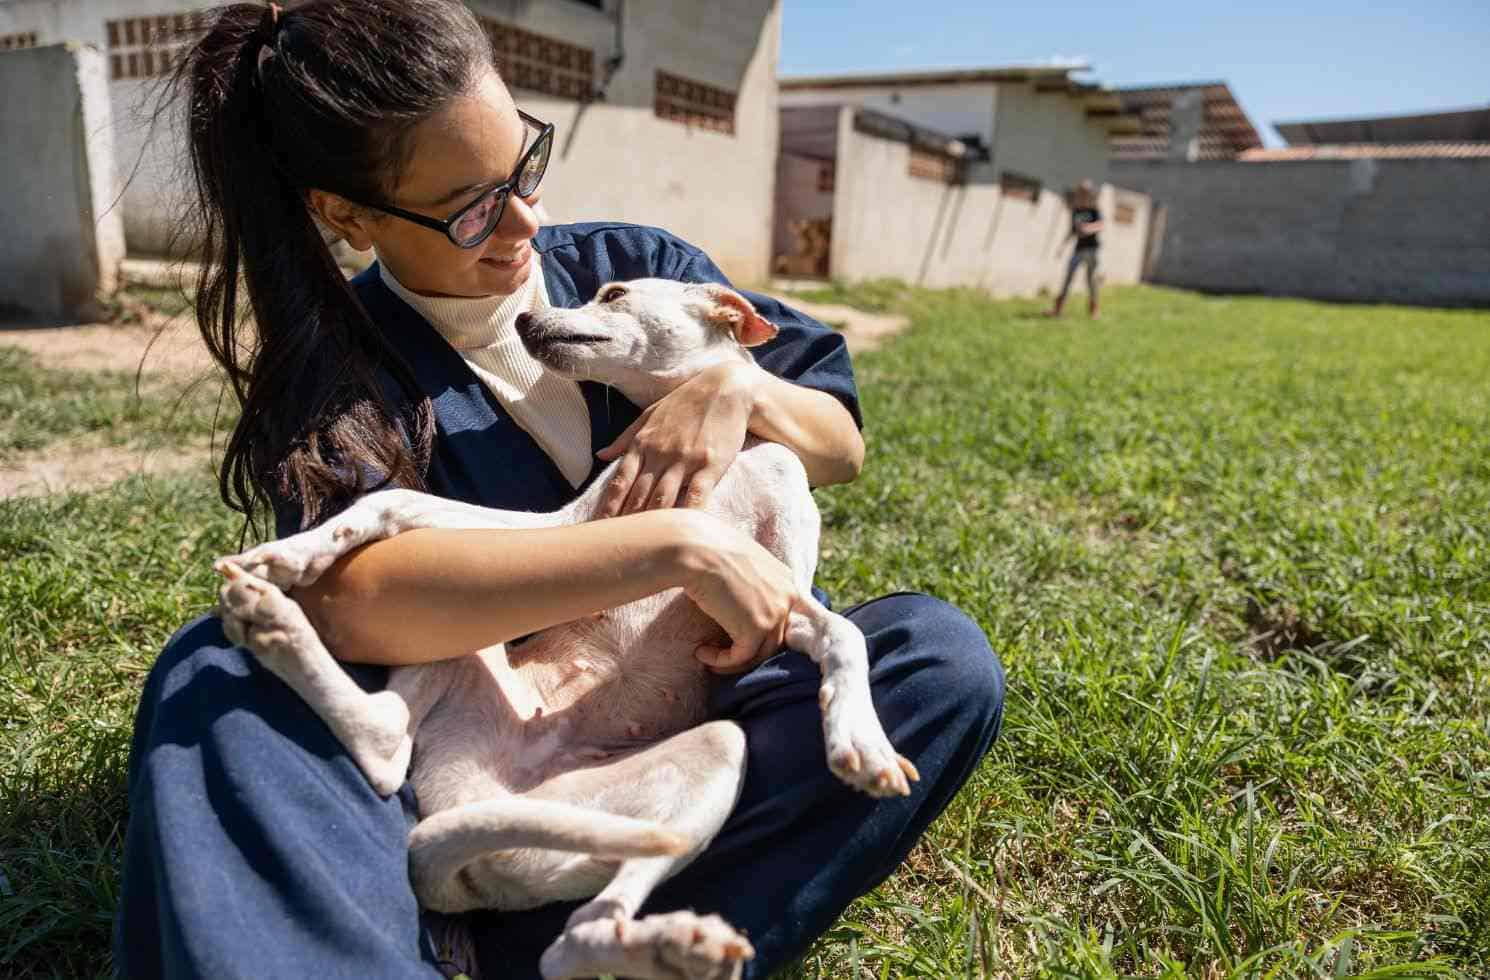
0;0;202;255
781;78;1112;197
1112;158;1490;306
782;81;997;147
0;0;782;283
0;42;125;322
988;81;1110;190
829;109;1150;296
498;0;780;283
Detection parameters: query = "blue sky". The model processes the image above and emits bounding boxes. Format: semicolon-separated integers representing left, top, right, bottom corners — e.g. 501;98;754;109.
779;1;1490;146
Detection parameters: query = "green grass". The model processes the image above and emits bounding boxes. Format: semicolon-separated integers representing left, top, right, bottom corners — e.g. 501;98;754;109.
2;285;1488;977
0;346;224;461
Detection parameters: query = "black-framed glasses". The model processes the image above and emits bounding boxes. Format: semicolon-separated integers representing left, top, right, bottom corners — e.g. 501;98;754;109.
356;110;554;249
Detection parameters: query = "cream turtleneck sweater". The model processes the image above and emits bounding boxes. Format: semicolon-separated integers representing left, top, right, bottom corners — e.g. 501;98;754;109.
379;258;593;488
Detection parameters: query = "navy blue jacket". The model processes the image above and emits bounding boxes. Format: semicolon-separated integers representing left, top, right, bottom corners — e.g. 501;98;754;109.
274;222;861;538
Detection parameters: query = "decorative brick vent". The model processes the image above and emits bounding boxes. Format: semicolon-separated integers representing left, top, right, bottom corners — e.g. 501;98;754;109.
0;32;39;51
908;148;959;183
106;13;209;80
654;70;736;135
479;17;594;101
1000;171;1042;202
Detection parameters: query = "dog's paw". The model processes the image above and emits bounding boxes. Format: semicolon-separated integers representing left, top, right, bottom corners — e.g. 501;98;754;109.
215;525;355;591
541;910;753;980
819;680;919;798
217;560;323;661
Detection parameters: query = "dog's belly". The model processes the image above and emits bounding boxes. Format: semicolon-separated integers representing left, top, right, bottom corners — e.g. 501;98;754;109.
409;591;720;816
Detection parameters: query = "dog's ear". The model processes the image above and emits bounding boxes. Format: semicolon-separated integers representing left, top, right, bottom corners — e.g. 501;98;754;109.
697;284;778;348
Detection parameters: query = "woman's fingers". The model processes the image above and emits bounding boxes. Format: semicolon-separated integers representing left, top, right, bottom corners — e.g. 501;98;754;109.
695;632;782;674
598;450;643;518
647;466;687;512
680;462;727;509
620;465;659;515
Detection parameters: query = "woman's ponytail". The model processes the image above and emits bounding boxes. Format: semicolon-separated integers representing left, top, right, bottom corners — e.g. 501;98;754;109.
168;0;489;535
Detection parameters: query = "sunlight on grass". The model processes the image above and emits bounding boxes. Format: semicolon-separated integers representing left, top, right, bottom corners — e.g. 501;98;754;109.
2;285;1487;977
0;347;224;462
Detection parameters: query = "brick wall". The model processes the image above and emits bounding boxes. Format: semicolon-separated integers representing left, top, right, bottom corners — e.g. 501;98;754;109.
1112;158;1490;306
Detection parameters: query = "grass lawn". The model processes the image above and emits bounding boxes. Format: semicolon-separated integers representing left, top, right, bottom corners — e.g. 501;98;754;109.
2;285;1487;977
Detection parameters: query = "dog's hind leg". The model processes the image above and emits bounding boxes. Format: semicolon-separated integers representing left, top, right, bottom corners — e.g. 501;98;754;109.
542;911;753;980
217;561;413;795
536;721;752;980
407;797;691;914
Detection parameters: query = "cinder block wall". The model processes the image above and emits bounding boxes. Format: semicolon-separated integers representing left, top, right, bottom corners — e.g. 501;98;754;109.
1112;158;1490;306
0;42;125;322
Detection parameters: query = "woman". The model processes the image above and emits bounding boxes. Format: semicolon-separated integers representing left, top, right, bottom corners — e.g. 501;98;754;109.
114;2;1004;977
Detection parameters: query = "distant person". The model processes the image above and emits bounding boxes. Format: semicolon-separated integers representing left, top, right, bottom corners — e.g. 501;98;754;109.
1046;179;1103;319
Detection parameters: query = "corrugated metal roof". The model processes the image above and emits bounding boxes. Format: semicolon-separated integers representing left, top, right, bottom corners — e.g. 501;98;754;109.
1108;81;1262;160
779;63;1090;89
1240;142;1490;161
1275;106;1490;146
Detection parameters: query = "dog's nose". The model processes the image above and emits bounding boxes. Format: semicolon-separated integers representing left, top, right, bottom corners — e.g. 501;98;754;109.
514;312;534;338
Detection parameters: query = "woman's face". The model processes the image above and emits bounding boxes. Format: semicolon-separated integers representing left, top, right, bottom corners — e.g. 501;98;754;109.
344;68;544;298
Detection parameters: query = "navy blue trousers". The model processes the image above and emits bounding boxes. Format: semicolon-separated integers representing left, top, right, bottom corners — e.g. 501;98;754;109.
115;593;1003;979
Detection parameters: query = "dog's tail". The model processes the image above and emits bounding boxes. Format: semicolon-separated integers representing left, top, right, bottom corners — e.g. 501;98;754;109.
409;797;689;913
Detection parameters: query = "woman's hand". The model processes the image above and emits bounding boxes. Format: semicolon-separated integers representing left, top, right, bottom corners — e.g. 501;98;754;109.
673;511;800;673
596;361;762;516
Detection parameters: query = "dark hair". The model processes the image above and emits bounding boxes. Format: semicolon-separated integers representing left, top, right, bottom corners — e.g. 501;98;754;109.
172;0;493;534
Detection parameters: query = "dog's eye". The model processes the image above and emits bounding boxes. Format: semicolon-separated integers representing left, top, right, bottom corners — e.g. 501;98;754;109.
600;286;628;304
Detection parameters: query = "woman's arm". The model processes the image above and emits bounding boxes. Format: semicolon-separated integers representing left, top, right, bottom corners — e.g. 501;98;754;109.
743;364;864;486
296;507;797;667
594;361;863;516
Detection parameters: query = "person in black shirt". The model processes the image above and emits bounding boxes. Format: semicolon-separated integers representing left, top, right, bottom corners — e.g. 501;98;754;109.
1046;179;1103;319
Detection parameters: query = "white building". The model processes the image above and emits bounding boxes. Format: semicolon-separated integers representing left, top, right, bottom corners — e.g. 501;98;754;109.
0;0;782;283
773;65;1157;295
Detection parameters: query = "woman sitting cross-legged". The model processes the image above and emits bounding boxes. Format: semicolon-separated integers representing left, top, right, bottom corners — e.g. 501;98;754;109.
114;1;1005;977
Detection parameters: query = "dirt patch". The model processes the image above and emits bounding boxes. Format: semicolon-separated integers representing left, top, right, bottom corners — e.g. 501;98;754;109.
1243;597;1330;659
1;296;221;498
0;301;216;379
764;295;910;354
1;433;217;499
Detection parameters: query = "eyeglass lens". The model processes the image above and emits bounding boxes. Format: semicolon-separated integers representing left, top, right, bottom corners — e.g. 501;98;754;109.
451;127;553;247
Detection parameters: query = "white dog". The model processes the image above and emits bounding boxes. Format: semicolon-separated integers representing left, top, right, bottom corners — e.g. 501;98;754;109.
215;280;915;980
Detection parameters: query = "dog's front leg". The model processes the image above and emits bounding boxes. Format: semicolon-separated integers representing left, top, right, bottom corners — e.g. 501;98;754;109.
218;487;558;593
786;601;920;798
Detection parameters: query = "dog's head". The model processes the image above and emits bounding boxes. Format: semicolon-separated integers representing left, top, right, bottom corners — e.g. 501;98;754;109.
515;279;778;405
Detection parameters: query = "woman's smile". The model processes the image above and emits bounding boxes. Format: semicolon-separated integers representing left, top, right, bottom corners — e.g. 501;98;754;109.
480;240;531;269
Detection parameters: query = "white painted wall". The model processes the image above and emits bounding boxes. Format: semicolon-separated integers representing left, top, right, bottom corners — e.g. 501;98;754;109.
828;112;1150;296
782;81;997;146
1;0;203;254
0;0;781;282
987;81;1110;191
781;78;1113;195
0;42;125;321
502;0;780;282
